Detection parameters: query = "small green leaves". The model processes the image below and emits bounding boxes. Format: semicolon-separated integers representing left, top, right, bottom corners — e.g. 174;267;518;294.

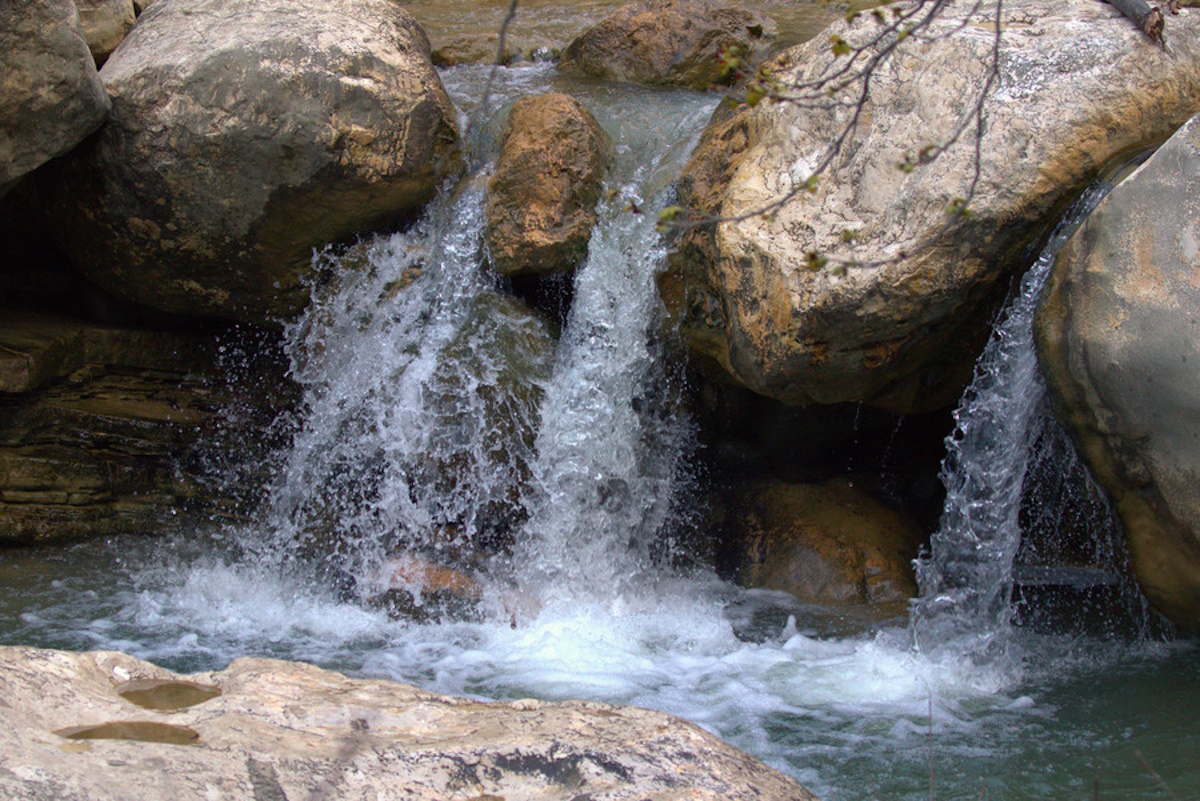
830;35;851;57
840;229;860;243
719;44;744;78
896;153;917;173
945;197;973;218
804;250;827;271
804;174;820;194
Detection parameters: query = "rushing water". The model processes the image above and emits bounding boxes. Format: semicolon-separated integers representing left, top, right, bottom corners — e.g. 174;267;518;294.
3;64;1199;801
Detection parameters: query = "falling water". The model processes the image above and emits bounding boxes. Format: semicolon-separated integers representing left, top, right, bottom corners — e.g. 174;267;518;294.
910;176;1141;662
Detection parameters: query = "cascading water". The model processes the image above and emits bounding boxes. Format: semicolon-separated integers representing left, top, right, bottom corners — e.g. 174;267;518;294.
910;183;1117;662
4;67;1199;801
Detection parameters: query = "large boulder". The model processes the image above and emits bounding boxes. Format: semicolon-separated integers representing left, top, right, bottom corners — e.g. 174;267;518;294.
557;0;776;90
0;0;109;193
48;0;462;326
1036;115;1200;630
0;646;818;800
75;0;137;66
486;93;615;277
661;0;1200;413
721;476;922;606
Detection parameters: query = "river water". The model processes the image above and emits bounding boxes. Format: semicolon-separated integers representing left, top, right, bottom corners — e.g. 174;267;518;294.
3;32;1200;801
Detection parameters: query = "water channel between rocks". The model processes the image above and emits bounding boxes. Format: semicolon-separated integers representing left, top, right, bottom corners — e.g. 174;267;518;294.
3;56;1200;801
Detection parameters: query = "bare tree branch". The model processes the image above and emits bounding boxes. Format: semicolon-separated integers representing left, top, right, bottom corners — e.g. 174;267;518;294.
663;0;1006;273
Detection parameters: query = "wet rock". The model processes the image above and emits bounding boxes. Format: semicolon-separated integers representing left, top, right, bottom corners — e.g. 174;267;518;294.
291;290;556;576
662;0;1200;413
721;476;922;606
0;0;109;192
365;551;486;622
0;311;268;543
1036;114;1200;630
486;93;615;277
557;0;775;90
74;0;136;66
46;0;462;326
431;33;515;67
0;646;819;800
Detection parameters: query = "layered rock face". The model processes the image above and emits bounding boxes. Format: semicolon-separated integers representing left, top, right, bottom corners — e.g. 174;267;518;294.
558;0;776;90
0;646;818;800
0;312;275;542
1037;115;1200;630
662;0;1200;413
0;0;110;192
48;0;462;325
486;93;615;277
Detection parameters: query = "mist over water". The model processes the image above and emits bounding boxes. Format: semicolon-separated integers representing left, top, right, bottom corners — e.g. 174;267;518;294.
2;67;1197;801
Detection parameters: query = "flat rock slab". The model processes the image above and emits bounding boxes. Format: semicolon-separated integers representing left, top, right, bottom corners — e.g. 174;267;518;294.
0;646;818;800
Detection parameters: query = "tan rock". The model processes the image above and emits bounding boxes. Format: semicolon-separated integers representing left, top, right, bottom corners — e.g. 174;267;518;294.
663;0;1200;412
0;0;109;190
486;93;615;277
726;476;921;606
74;0;136;66
1036;114;1200;630
46;0;462;326
0;646;818;800
558;0;775;90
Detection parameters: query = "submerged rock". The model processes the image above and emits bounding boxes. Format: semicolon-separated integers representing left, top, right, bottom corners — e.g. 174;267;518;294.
0;646;818;800
486;93;615;277
47;0;462;326
0;0;109;193
1036;115;1200;630
721;476;922;607
557;0;775;90
291;289;557;581
662;0;1200;413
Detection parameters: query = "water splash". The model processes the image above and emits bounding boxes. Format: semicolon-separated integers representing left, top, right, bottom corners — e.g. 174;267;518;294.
911;181;1126;661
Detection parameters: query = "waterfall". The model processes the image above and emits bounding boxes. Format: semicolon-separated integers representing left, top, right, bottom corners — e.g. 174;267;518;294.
910;178;1136;660
239;66;717;618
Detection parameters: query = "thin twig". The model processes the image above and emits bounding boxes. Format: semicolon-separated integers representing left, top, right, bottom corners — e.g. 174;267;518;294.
1134;749;1180;800
670;0;1005;273
929;691;935;801
462;0;521;155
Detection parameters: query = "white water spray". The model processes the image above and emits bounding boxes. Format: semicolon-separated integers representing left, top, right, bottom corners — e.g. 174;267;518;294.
911;181;1124;661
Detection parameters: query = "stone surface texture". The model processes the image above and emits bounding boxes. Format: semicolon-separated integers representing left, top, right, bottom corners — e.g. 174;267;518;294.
75;0;137;65
662;0;1200;412
557;0;776;90
1036;114;1200;630
0;312;233;542
48;0;462;325
0;0;110;189
725;476;921;605
486;93;615;277
0;646;818;800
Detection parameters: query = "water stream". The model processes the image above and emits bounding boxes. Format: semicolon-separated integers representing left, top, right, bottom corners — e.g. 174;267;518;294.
3;63;1199;801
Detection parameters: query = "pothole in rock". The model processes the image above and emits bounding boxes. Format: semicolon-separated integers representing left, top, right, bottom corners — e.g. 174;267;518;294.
117;678;221;711
54;721;201;745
